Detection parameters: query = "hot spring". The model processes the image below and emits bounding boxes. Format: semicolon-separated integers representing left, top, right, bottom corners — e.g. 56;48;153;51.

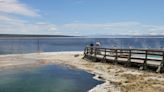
0;64;103;92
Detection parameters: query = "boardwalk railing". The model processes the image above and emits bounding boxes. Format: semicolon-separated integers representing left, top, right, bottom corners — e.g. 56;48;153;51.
83;46;164;73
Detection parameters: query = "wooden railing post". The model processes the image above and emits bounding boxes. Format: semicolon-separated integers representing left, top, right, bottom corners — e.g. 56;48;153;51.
126;49;131;67
90;46;93;55
115;49;118;64
102;48;107;63
82;47;87;59
84;47;86;55
161;52;164;72
105;49;106;58
140;50;148;70
86;47;88;54
156;52;164;73
94;47;97;57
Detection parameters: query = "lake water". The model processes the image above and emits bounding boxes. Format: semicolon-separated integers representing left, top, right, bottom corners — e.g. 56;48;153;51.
0;37;164;54
0;64;103;92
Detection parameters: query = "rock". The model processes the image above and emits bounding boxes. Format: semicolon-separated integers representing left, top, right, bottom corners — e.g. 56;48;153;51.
74;54;80;57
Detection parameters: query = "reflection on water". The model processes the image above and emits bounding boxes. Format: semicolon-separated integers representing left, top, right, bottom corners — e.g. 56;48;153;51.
0;64;103;92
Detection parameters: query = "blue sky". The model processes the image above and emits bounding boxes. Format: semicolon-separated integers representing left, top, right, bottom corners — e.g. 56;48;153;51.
0;0;164;35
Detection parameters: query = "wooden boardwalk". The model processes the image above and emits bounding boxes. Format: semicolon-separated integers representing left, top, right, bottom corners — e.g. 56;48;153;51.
83;46;164;73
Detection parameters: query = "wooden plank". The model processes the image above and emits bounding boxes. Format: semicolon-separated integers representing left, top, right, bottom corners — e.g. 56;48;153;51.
131;52;146;54
147;53;163;56
131;57;146;60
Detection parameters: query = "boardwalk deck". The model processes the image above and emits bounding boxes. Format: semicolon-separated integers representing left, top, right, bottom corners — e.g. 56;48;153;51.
83;46;164;73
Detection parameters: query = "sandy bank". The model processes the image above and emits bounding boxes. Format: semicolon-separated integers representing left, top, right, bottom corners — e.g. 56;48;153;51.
1;52;164;92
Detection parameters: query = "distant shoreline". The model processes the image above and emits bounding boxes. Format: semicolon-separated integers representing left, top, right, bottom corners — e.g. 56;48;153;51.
0;34;76;37
1;34;164;38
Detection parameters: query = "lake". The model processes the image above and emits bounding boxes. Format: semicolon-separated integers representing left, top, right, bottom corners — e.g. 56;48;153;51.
0;37;164;54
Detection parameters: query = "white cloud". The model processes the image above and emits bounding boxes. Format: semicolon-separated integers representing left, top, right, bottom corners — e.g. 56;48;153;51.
0;15;27;23
0;15;10;20
0;14;164;35
0;0;58;34
0;0;39;17
63;22;140;30
0;0;62;35
149;25;164;31
0;15;58;34
61;22;164;35
34;22;57;31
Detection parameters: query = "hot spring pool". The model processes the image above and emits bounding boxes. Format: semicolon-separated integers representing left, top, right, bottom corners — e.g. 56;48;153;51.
0;64;103;92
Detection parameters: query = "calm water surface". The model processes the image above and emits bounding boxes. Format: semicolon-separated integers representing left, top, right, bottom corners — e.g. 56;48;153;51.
0;64;103;92
0;37;164;54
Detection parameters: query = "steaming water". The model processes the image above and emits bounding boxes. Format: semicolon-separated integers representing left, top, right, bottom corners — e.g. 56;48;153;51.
0;37;164;54
0;64;103;92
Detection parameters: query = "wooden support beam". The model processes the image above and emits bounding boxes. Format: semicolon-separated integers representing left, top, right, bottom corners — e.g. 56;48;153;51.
90;47;93;55
102;49;107;63
140;50;148;70
94;48;97;57
86;47;88;54
156;52;164;73
83;48;86;59
84;47;86;55
114;49;118;64
126;49;131;67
